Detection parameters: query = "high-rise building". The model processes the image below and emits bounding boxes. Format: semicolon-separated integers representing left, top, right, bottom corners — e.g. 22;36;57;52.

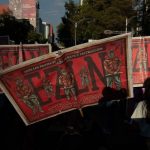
9;0;39;31
41;22;54;43
132;0;147;35
80;0;84;5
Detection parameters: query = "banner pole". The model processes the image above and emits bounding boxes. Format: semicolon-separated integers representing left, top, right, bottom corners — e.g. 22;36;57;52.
78;108;84;117
19;42;23;63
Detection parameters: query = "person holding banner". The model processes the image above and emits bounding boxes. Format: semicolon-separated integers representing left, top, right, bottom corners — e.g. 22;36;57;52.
131;77;150;150
104;50;121;90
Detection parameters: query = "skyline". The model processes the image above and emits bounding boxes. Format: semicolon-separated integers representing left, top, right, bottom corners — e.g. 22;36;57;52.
0;0;79;35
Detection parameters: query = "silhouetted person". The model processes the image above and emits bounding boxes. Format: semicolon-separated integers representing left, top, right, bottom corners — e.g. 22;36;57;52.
131;77;150;150
98;86;116;104
56;126;84;150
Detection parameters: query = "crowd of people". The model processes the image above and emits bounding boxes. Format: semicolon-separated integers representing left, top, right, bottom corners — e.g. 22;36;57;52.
1;77;150;150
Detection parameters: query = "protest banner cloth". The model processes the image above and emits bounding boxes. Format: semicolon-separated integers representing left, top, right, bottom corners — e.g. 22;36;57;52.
0;44;51;68
0;45;20;70
0;44;51;93
0;33;132;125
21;44;51;61
0;45;20;93
132;36;150;87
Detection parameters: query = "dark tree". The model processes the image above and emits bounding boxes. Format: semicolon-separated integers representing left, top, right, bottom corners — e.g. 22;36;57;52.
0;12;45;44
143;0;150;35
57;0;136;47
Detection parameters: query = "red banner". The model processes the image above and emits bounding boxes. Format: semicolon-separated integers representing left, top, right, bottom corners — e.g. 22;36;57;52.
0;33;132;125
0;44;51;93
22;44;50;61
0;45;20;93
132;37;150;86
0;44;51;69
0;45;20;70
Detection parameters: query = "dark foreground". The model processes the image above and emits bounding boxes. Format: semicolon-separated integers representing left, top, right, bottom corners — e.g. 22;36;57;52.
0;93;148;150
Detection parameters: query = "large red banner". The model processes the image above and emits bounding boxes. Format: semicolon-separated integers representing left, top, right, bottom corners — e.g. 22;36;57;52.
0;33;132;125
132;37;150;86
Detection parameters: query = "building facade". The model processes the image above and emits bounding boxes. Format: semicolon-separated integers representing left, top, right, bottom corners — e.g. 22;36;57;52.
40;21;54;43
80;0;84;5
9;0;39;31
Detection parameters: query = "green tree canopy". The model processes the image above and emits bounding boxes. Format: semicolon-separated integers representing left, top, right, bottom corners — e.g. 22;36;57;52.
0;12;45;44
57;0;136;47
143;0;150;35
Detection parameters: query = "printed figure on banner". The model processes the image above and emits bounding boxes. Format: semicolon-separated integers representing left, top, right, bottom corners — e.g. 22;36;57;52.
137;47;148;78
104;50;121;89
59;68;77;101
42;78;54;98
79;66;90;88
15;78;44;114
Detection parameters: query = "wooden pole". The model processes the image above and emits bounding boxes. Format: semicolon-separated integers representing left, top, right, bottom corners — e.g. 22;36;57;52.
78;108;84;117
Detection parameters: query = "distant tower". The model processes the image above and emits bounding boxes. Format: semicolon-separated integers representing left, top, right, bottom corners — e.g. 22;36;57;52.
132;0;146;35
80;0;84;5
36;0;40;32
9;0;22;19
9;0;39;31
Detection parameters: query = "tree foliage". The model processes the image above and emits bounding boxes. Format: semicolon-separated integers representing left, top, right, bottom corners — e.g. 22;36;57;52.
57;0;136;47
27;31;47;44
57;0;78;47
0;12;44;44
143;0;150;35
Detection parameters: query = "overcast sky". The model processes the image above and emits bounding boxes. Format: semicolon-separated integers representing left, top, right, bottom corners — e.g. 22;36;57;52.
0;0;79;35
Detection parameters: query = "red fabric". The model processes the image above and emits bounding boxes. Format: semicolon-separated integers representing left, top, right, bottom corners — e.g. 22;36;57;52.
0;37;129;125
22;45;49;61
132;37;150;85
0;44;50;93
0;46;20;69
